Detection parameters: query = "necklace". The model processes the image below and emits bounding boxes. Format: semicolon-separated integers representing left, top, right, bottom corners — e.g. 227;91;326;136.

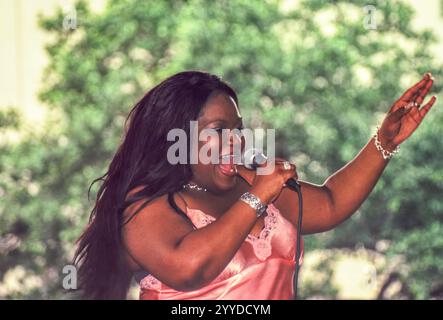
183;182;208;192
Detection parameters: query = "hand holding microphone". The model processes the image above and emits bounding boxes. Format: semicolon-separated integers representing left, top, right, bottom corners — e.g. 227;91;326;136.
236;149;299;204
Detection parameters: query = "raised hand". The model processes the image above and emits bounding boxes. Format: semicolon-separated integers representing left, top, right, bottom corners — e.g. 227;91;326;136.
377;73;437;151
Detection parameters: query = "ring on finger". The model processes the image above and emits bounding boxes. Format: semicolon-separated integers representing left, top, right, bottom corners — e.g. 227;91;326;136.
405;101;417;109
282;161;291;170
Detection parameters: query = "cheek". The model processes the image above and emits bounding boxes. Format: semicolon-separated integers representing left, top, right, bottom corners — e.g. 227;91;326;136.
191;163;214;183
191;137;220;176
198;136;221;159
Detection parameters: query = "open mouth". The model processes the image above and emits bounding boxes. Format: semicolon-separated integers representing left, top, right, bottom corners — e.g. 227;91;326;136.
217;154;240;177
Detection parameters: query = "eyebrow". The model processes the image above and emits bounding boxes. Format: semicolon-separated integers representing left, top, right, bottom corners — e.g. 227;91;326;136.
206;118;243;126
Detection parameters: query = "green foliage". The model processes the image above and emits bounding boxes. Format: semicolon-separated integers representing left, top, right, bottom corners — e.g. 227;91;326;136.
388;223;443;299
0;108;21;129
1;0;442;299
298;252;339;299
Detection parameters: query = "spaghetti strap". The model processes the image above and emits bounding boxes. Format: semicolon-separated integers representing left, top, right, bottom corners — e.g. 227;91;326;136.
167;191;197;229
176;191;189;209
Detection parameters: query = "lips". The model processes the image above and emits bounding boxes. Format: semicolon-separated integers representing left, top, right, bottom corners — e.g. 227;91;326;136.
217;154;238;177
218;164;235;176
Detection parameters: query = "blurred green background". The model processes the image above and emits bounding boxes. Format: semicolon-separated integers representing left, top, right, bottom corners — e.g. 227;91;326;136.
1;0;442;299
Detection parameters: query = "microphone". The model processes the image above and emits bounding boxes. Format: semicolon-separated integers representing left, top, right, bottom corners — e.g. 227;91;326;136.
241;149;301;192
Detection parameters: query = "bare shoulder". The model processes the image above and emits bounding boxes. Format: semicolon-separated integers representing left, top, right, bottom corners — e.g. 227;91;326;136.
121;187;195;273
123;186;187;224
122;186;167;224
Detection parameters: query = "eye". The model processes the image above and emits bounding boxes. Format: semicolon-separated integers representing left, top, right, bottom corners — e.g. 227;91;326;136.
211;127;243;134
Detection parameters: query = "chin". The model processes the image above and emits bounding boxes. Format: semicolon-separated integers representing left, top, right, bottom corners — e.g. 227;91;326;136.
212;165;238;191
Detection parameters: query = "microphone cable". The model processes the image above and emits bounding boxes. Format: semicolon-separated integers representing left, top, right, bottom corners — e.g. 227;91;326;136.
240;150;303;299
286;181;302;300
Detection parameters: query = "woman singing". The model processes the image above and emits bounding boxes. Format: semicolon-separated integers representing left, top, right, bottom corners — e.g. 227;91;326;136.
73;70;436;299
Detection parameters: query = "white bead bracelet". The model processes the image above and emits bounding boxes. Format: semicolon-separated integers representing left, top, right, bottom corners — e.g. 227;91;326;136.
373;126;400;160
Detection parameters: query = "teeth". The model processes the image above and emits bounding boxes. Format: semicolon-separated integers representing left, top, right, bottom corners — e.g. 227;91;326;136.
220;154;241;164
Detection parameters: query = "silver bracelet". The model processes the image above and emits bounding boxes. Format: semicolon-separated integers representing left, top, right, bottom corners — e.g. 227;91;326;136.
373;126;400;160
239;192;267;217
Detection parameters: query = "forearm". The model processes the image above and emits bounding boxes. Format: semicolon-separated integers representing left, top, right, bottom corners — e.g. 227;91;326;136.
323;134;396;226
177;191;266;289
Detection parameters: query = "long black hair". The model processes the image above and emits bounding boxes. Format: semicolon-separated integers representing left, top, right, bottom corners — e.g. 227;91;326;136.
73;70;238;299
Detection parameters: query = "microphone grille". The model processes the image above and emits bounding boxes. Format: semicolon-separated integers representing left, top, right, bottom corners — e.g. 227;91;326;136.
242;148;267;169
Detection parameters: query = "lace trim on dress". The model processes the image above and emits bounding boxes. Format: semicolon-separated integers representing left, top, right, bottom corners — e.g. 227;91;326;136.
140;273;162;291
244;204;279;261
189;204;279;261
190;208;216;228
139;204;280;291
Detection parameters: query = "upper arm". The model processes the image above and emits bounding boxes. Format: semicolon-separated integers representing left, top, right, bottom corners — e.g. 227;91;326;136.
237;163;336;234
237;162;338;234
121;194;201;291
274;180;336;235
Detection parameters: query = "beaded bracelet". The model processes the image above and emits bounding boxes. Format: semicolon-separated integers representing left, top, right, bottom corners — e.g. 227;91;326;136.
373;126;400;160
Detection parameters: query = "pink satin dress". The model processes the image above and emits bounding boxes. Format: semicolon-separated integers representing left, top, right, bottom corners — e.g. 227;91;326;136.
138;203;304;300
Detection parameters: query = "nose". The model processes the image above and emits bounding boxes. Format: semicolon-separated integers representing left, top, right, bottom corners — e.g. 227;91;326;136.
229;129;243;145
220;129;244;158
228;129;244;159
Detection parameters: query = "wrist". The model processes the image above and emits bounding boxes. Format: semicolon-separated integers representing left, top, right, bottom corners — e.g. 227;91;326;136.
239;192;268;218
373;126;400;160
249;187;271;205
377;130;398;152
